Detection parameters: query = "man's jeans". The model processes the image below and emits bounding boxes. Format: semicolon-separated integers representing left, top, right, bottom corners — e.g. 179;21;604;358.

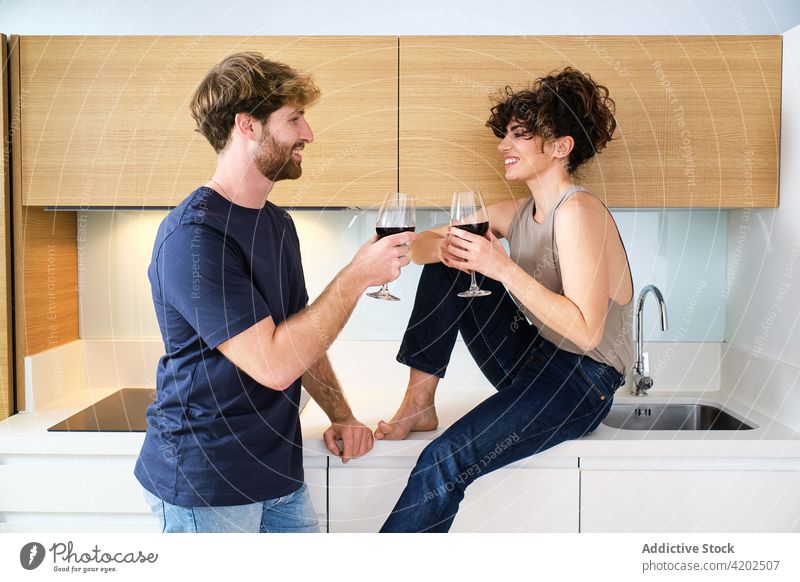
380;262;624;533
142;483;320;533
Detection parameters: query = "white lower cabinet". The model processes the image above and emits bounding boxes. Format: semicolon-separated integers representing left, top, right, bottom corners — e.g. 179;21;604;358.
580;458;800;533
0;455;157;532
328;458;579;533
0;454;328;533
452;466;578;533
304;467;328;533
328;467;407;532
6;451;800;533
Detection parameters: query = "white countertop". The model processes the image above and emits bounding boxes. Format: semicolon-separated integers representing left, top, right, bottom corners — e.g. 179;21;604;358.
0;387;147;456
3;384;799;464
301;388;800;464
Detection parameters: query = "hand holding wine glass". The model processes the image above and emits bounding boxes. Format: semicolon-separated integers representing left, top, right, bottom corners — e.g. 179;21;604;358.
449;190;492;298
367;192;416;301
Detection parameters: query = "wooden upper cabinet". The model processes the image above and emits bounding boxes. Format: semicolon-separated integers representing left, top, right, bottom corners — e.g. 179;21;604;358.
19;36;398;207
18;35;782;208
0;35;14;419
400;36;781;208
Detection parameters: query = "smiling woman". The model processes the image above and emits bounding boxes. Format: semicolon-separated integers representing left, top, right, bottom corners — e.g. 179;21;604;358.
486;66;616;174
376;66;634;533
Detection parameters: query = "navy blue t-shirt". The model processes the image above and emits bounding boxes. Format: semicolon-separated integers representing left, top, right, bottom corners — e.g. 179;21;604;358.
134;187;309;507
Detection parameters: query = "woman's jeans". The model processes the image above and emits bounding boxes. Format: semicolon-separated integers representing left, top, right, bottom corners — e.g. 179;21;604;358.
380;262;624;533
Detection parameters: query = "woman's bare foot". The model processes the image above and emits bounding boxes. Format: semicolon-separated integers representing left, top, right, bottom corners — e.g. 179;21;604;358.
374;392;438;440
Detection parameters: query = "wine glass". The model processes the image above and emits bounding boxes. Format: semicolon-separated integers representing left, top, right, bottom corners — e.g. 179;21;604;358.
450;190;492;298
367;192;416;301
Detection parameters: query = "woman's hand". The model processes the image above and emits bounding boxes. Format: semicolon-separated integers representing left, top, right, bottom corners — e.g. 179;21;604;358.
442;227;514;283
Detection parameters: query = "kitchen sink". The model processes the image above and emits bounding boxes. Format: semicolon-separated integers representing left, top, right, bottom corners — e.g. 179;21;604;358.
602;403;756;431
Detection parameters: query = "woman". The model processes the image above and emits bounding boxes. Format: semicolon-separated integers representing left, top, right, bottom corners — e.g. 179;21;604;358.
376;67;634;533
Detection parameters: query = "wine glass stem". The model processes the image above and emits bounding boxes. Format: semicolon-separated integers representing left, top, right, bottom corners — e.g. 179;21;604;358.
469;271;478;290
380;283;389;293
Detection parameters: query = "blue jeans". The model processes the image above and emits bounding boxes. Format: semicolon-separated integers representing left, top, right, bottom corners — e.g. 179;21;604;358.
142;483;320;533
381;263;624;533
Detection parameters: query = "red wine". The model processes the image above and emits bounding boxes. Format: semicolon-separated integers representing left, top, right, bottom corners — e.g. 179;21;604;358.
376;226;415;239
454;222;489;236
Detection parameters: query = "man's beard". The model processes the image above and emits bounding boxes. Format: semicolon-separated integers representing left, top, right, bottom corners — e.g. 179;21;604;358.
253;131;303;182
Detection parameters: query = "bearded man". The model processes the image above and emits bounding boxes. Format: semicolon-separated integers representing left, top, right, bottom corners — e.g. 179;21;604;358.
134;53;415;533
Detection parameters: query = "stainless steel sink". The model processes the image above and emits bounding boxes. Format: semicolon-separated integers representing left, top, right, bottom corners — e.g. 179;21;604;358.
602;403;756;431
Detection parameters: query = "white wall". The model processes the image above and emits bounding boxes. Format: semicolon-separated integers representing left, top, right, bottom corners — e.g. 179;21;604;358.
721;22;800;432
1;0;798;35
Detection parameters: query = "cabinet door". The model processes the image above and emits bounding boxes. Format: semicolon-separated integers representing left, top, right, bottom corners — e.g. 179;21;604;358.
581;469;800;533
329;465;578;533
0;456;328;533
400;36;781;208
304;467;328;533
451;467;578;533
0;35;12;420
329;467;408;533
0;455;157;532
19;36;397;207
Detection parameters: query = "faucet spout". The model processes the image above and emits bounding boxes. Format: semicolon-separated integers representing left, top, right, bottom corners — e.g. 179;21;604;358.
633;285;668;396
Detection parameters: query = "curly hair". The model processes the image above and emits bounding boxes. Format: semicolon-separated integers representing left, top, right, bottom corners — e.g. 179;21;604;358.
190;52;321;153
486;67;616;173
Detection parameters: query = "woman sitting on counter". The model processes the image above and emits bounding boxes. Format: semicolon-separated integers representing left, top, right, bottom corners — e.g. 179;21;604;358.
376;67;635;533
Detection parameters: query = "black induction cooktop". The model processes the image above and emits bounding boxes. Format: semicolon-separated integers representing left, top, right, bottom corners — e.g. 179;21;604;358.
48;388;155;432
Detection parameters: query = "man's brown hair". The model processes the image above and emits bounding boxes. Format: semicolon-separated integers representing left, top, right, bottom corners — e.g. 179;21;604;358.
190;52;321;153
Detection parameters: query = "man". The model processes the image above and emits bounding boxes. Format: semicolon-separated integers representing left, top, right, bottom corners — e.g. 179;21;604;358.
134;52;415;533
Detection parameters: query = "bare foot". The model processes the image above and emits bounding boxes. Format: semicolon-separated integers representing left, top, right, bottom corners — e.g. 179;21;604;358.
374;393;438;440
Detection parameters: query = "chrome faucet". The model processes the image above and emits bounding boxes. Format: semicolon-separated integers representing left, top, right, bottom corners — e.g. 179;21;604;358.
632;284;668;396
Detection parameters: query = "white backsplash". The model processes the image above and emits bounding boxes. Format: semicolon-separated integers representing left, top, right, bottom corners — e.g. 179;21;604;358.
24;338;721;411
76;207;728;343
24;341;86;411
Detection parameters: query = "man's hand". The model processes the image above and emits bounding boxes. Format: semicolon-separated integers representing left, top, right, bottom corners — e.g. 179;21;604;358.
344;232;417;291
322;417;374;464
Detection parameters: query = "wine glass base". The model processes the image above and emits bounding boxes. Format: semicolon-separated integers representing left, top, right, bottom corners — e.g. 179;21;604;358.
458;288;492;298
367;289;401;301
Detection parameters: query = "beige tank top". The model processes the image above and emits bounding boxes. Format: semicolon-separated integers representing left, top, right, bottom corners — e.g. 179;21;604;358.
506;186;634;376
